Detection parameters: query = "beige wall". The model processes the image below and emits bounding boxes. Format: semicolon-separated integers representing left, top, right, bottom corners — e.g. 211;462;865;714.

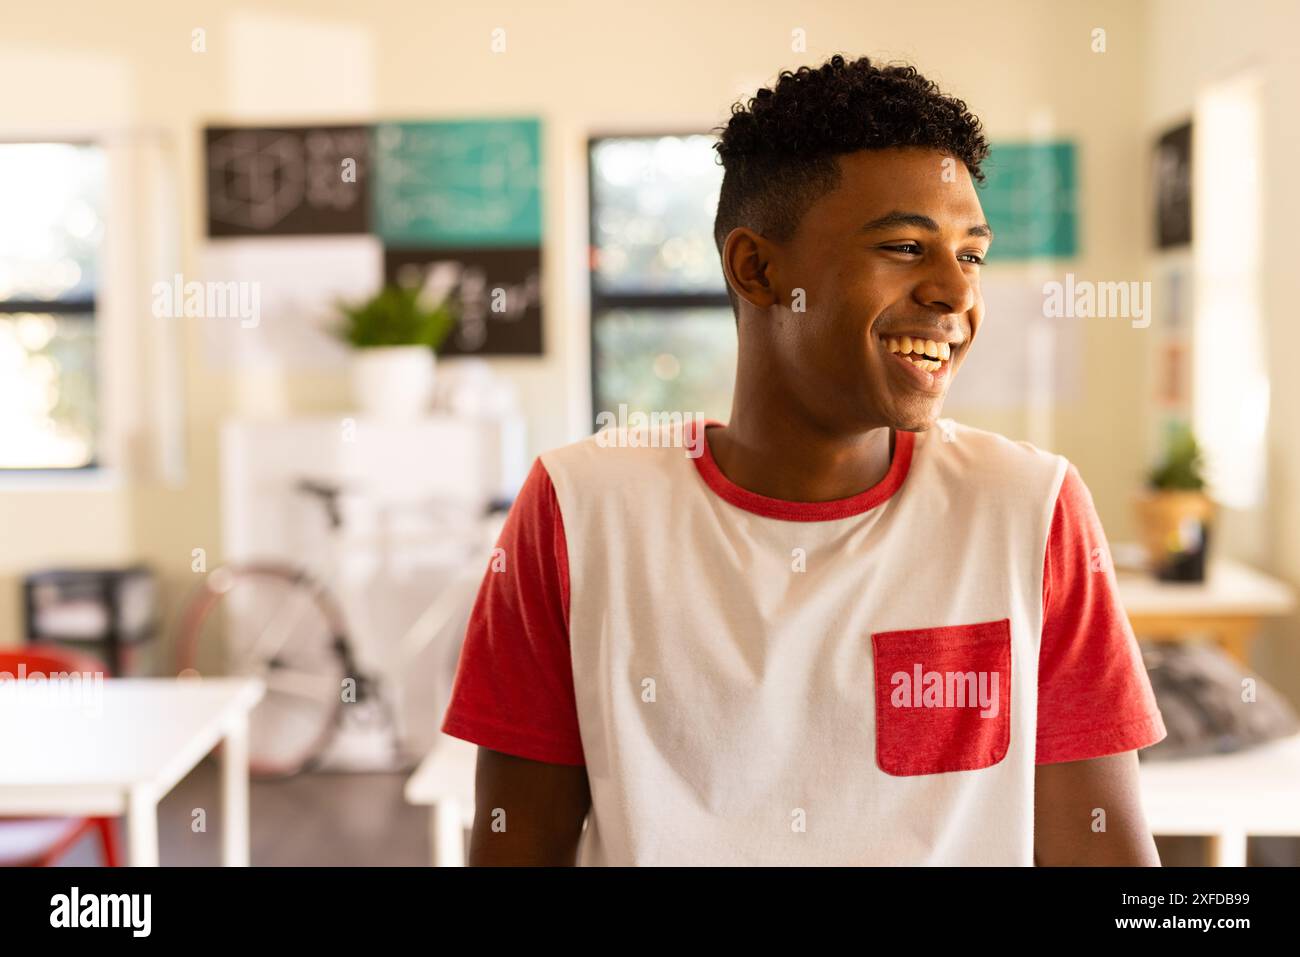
1143;0;1300;701
2;0;1162;653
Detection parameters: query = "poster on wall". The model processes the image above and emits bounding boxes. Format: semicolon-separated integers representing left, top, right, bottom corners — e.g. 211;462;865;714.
977;142;1078;259
371;118;542;248
1154;267;1190;411
384;246;542;356
1152;122;1192;249
205;125;371;237
202;117;545;357
1156;340;1188;407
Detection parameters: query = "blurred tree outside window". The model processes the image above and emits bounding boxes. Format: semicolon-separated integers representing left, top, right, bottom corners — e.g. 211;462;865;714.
0;142;105;469
588;134;735;428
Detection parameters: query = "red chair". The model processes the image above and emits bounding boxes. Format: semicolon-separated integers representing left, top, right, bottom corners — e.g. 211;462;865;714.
0;644;121;867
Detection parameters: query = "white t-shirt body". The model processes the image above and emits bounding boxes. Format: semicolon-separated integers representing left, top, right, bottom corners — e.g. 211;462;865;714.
443;418;1166;865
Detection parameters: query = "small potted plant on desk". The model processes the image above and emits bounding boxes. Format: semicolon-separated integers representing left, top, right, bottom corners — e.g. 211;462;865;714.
335;283;456;419
1135;423;1215;582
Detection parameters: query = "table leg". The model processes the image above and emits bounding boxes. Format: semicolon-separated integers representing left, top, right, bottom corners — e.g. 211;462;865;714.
126;787;159;867
221;717;251;866
1216;623;1255;667
431;799;465;867
1206;830;1248;867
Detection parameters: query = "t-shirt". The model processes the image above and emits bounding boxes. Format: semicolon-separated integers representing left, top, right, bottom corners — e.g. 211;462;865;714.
441;417;1167;865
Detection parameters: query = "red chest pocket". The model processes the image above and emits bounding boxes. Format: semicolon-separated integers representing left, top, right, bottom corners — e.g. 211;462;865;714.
871;618;1011;776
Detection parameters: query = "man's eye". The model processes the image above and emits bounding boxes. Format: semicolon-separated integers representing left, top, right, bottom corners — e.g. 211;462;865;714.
882;243;985;266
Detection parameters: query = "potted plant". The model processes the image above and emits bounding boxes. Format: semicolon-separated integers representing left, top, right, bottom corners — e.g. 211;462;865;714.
1134;423;1215;582
335;283;456;419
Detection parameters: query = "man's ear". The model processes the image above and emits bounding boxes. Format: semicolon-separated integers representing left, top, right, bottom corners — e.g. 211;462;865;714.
722;226;782;310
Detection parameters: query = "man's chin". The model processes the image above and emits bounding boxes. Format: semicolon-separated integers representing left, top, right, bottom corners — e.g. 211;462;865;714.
890;402;946;433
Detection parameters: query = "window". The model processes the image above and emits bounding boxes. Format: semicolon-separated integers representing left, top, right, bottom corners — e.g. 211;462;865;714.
1193;73;1265;509
588;134;735;428
0;141;106;469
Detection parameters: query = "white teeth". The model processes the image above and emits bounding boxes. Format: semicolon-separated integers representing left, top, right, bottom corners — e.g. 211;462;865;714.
883;337;953;367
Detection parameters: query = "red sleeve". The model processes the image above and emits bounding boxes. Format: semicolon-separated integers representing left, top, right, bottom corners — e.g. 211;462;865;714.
439;457;585;765
1035;463;1167;764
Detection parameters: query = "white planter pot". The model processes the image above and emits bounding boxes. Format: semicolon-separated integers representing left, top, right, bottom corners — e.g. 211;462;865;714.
351;346;436;419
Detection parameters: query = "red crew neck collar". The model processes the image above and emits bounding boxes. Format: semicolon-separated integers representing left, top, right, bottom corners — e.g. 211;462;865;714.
689;418;914;522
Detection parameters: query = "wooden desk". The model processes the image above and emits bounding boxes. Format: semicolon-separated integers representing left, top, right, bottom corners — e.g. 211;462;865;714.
1116;557;1296;664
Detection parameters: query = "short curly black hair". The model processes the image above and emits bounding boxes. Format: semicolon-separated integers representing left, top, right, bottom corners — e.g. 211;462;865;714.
712;54;989;319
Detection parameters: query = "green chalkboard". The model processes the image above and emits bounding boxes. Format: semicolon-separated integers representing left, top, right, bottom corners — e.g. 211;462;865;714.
977;142;1077;260
372;118;542;248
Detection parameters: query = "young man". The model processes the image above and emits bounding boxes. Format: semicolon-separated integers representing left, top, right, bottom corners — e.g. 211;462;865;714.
441;54;1167;866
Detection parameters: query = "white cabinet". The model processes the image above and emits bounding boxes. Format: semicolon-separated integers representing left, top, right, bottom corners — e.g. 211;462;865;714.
220;414;526;564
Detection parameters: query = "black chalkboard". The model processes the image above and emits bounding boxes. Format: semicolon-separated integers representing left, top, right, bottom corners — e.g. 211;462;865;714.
385;247;543;356
205;125;370;237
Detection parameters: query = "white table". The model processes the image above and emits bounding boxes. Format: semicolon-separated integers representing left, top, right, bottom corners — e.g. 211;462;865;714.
1140;734;1300;865
0;677;264;866
1116;552;1300;863
404;734;478;867
407;731;1300;868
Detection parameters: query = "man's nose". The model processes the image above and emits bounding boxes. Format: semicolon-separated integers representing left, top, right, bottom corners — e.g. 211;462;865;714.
913;256;978;316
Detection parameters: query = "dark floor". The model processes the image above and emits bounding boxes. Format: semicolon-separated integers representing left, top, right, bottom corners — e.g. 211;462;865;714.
58;757;431;866
52;759;1299;866
1156;834;1298;867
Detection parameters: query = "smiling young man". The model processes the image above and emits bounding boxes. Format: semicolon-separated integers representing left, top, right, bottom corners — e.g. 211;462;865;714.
441;54;1167;866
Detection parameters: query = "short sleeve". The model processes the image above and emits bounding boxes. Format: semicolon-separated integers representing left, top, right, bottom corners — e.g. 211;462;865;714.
1035;463;1168;764
439;457;585;765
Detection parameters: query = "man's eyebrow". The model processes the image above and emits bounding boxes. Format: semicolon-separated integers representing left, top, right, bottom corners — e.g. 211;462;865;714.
859;211;994;241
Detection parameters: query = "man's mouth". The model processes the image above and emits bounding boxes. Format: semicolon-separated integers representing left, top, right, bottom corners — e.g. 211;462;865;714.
879;335;959;370
876;334;963;391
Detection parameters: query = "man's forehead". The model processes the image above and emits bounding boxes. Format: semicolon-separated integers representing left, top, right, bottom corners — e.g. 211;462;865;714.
836;146;970;184
815;148;983;226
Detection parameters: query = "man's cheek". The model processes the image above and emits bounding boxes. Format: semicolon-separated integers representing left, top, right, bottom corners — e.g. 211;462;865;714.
967;294;985;342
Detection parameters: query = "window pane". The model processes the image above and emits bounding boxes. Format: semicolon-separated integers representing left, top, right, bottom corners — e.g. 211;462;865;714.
0;312;98;468
0;143;105;302
593;307;736;426
590;135;725;294
1193;73;1266;509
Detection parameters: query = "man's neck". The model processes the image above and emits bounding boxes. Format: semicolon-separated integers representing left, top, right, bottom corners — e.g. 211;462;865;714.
705;407;894;503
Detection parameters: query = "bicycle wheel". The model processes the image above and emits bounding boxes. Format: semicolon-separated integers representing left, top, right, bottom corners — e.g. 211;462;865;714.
174;563;349;777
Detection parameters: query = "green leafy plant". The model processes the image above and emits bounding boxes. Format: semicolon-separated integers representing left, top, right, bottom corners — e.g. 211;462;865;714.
1148;422;1207;491
335;284;456;350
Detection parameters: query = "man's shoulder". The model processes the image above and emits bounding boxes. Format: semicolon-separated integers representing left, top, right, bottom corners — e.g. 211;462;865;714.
918;418;1062;460
539;420;704;490
914;418;1069;495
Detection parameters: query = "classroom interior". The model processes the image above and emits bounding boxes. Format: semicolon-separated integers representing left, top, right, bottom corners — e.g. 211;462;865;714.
2;0;1299;867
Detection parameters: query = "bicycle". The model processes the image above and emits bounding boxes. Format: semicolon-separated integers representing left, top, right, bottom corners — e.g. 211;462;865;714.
174;477;507;778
